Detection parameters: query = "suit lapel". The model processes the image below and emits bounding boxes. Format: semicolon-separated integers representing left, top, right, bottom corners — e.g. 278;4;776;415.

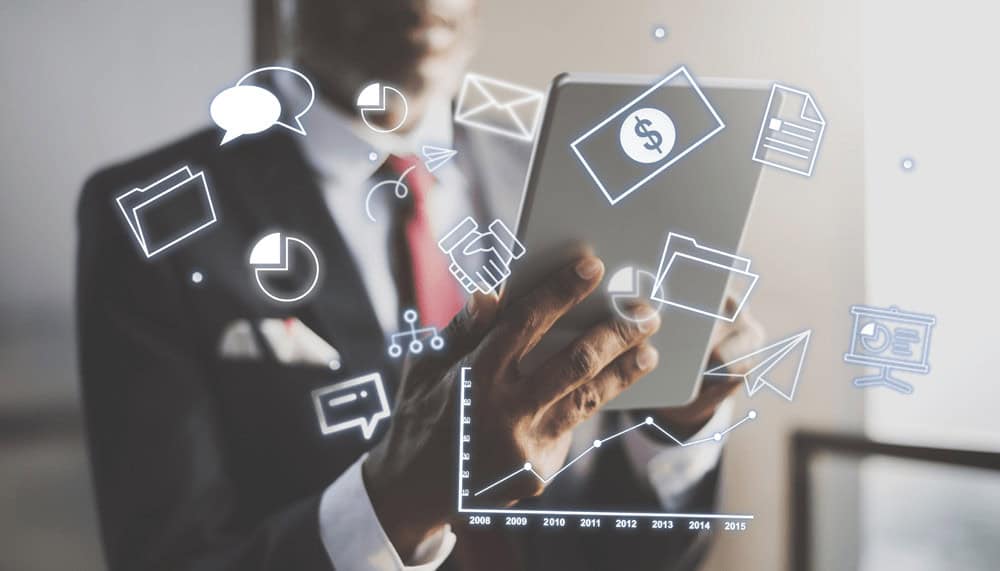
223;131;386;378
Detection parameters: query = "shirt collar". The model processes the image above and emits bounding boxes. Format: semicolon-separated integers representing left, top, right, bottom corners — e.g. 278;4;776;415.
274;67;454;187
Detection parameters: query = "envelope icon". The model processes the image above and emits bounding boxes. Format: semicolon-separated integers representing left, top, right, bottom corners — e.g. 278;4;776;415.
651;232;758;321
454;73;545;142
115;165;217;258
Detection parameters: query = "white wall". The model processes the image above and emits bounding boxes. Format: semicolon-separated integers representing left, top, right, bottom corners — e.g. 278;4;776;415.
862;1;1000;450
473;2;865;570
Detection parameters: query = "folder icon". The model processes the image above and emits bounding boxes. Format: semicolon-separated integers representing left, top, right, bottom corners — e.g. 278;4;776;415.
115;166;218;258
651;232;758;321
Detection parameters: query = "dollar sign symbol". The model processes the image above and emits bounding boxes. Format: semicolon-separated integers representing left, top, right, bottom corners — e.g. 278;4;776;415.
633;115;664;154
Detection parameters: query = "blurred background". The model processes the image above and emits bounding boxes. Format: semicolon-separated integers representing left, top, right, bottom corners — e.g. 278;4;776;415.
1;1;997;569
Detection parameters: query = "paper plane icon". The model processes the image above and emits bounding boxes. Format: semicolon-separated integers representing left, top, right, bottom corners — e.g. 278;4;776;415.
704;330;811;401
421;145;458;173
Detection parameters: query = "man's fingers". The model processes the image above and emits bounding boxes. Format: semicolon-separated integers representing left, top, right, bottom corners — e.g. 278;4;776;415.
488;256;605;366
525;306;660;409
542;344;660;436
711;312;765;375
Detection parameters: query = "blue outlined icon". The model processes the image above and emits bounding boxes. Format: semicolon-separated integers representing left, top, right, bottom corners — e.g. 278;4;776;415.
211;66;315;145
571;65;725;206
312;372;390;440
387;309;445;358
115;166;218;258
421;145;458;173
651;232;758;321
844;305;936;394
751;84;826;177
704;330;811;402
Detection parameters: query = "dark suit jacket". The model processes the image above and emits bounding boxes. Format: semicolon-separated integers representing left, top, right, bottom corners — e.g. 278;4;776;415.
77;127;718;571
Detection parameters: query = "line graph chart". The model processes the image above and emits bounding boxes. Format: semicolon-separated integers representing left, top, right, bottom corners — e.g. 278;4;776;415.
457;367;756;530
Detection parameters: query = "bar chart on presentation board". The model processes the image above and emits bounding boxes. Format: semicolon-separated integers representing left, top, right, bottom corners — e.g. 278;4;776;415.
456;367;755;532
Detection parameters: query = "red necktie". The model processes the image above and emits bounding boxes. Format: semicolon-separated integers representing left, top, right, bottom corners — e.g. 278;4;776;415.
386;154;465;329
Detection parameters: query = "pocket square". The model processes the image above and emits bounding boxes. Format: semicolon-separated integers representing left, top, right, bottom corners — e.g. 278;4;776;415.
454;73;545;142
258;317;342;369
218;319;263;360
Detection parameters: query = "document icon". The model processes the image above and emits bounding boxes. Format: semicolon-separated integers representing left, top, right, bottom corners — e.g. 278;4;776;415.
571;66;725;205
454;73;545;142
752;84;826;177
115;166;217;258
651;232;757;321
704;330;811;402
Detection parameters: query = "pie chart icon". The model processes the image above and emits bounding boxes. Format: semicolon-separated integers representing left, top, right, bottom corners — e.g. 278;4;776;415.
607;266;665;323
356;82;408;133
249;232;320;303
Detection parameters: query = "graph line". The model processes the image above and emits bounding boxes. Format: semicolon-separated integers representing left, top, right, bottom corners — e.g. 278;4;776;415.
474;410;758;497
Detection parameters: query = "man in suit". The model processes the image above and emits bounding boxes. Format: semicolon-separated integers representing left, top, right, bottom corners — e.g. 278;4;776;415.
77;0;763;569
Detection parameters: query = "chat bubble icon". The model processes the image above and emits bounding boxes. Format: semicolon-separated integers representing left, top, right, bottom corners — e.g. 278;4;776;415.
210;85;281;144
210;66;315;145
311;372;390;440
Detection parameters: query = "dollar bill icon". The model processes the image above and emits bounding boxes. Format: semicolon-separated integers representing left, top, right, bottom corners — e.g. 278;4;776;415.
571;66;725;206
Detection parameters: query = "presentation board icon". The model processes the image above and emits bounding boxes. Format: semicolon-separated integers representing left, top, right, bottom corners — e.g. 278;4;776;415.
844;305;936;394
606;266;666;324
651;232;757;321
705;330;811;402
421;145;458;173
211;66;315;145
752;84;826;177
312;372;390;440
249;232;320;303
116;166;217;259
356;82;408;133
454;73;545;142
571;65;725;206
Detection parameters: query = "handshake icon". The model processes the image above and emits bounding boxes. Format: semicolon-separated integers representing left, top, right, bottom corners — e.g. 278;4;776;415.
438;217;526;295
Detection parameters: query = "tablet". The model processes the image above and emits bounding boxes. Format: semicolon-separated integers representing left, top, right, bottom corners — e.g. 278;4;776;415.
505;72;773;409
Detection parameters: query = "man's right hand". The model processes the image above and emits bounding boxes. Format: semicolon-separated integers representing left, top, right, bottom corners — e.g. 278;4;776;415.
363;256;661;559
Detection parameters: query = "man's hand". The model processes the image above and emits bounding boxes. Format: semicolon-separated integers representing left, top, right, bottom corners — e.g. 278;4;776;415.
650;298;765;438
363;256;660;558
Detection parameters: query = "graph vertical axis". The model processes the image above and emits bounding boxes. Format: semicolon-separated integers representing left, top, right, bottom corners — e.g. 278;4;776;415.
456;366;755;520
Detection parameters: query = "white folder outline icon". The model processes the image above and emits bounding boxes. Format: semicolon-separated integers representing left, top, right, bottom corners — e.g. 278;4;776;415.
453;73;545;142
651;232;758;322
115;166;218;258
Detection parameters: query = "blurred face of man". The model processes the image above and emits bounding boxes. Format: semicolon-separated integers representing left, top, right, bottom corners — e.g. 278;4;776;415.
295;0;479;130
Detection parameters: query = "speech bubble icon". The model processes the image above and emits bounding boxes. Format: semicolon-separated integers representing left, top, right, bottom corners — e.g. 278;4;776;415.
210;85;281;145
311;373;391;440
236;66;315;137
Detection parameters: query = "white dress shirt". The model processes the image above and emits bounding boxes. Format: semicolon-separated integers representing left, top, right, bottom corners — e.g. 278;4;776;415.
278;75;731;570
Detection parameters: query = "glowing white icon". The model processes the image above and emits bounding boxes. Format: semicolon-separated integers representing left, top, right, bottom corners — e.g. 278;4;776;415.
116;166;217;258
312;372;391;440
249;232;320;303
438;217;526;295
652;232;758;322
365;164;415;223
606;266;666;324
421;145;458;173
454;74;545;142
704;330;811;402
618;107;677;164
387;309;445;358
752;83;826;177
210;66;315;145
356;82;409;133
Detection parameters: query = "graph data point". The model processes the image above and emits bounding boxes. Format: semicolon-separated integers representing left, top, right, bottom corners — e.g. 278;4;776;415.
645;416;654;424
593;439;602;448
748;410;758;419
713;433;722;441
523;462;532;471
